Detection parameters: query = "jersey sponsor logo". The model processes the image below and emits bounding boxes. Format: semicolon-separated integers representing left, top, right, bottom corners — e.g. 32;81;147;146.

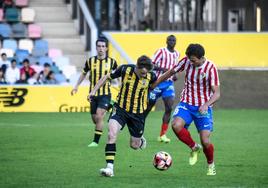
0;88;28;107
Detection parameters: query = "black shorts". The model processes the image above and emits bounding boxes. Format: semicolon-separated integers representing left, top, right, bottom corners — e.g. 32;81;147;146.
90;95;111;114
109;104;145;138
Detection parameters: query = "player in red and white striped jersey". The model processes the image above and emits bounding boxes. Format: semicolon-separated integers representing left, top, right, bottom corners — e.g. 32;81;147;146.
156;43;220;175
144;35;180;143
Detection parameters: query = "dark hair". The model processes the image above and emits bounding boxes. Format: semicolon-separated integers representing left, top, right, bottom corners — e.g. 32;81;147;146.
137;55;153;71
11;59;17;63
96;37;108;47
186;44;205;59
1;53;7;56
23;58;30;63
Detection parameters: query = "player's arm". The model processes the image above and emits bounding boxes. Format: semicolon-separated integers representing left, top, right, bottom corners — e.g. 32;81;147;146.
71;73;86;95
150;69;176;89
199;85;220;114
71;59;90;95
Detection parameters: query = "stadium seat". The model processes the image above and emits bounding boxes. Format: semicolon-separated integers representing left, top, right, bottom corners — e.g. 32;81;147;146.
48;48;63;59
54;73;66;83
0;23;12;38
5;8;20;22
53;56;70;70
18;39;33;54
33;39;48;56
51;64;61;74
0;9;3;22
38;56;53;66
12;23;27;38
0;48;14;58
15;0;29;7
15;49;29;63
21;8;35;23
3;39;17;52
61;65;77;79
28;24;42;38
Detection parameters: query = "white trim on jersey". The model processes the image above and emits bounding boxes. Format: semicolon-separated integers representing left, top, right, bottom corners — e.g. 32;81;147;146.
174;57;220;106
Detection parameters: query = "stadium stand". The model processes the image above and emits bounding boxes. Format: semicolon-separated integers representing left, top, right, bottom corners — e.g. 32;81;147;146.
0;0;86;85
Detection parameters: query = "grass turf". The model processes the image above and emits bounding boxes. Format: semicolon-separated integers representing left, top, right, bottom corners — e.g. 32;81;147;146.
0;110;268;188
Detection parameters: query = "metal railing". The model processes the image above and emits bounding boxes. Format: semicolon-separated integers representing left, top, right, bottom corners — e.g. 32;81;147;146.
70;0;97;55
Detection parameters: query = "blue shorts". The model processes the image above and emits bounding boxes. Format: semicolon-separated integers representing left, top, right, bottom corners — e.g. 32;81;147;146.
172;102;213;132
149;80;175;102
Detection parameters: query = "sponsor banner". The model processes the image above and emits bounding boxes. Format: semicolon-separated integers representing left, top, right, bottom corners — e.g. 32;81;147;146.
108;32;268;67
0;86;119;112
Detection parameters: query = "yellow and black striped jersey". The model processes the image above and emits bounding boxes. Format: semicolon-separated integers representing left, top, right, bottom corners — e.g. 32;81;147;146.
83;56;117;96
110;64;157;114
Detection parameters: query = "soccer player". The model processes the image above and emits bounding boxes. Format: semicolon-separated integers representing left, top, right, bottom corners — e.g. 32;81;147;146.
88;55;164;177
71;37;118;147
144;35;180;143
158;43;220;175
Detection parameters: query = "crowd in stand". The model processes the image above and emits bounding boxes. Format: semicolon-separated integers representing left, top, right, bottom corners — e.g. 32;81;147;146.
0;53;58;84
0;0;78;85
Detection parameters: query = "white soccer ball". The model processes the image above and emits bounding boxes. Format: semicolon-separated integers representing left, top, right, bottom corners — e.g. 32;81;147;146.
153;151;172;171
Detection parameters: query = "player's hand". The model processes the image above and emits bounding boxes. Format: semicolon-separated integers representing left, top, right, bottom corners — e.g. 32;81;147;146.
87;92;95;102
199;104;208;115
71;88;78;95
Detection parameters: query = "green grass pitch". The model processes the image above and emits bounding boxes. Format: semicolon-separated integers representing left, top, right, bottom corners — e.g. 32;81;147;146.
0;110;268;187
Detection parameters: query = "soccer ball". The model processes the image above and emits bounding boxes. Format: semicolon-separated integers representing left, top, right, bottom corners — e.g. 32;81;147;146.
153;151;172;171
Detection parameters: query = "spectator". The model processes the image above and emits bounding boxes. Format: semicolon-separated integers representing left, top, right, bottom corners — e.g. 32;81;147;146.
20;58;36;81
15;72;28;84
38;63;54;84
5;59;20;84
0;53;11;74
46;72;58;84
0;68;7;84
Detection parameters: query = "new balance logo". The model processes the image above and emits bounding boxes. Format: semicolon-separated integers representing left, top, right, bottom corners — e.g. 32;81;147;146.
0;88;28;107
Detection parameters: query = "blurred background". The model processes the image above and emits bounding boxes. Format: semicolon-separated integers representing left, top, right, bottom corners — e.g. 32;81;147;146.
0;0;267;112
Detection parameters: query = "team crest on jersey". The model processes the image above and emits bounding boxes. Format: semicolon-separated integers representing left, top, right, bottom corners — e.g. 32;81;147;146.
105;64;109;69
201;72;206;79
141;80;146;86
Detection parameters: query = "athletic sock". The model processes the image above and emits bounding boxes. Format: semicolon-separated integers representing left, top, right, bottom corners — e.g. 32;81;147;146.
160;123;169;136
93;129;103;143
105;143;116;164
203;144;214;164
174;128;196;148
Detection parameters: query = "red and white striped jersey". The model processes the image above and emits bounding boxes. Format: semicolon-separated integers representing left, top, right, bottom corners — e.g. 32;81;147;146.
152;47;180;79
174;57;220;106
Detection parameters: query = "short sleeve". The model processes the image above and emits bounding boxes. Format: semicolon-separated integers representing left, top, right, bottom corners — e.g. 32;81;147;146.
82;59;90;74
112;59;118;70
110;64;125;79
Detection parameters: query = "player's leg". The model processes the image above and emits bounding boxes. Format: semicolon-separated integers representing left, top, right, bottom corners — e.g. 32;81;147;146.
194;108;216;175
88;95;110;147
172;102;202;165
158;96;174;143
128;113;146;149
100;106;125;177
158;81;175;143
100;119;121;177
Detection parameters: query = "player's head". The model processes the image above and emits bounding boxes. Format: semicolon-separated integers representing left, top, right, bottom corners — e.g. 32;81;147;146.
166;35;176;49
136;55;153;78
186;43;205;67
96;37;108;57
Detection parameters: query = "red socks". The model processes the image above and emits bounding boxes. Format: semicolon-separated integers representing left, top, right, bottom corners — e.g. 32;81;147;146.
160;123;169;136
175;128;196;148
203;144;214;164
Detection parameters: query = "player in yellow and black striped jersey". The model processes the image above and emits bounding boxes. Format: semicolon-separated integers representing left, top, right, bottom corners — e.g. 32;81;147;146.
71;37;117;147
88;55;170;177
